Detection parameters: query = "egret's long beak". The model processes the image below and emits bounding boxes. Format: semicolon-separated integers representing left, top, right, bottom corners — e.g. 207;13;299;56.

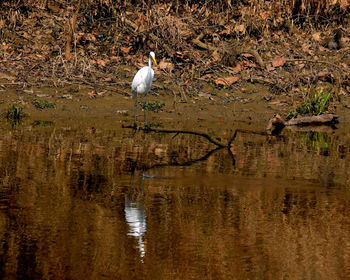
152;56;157;65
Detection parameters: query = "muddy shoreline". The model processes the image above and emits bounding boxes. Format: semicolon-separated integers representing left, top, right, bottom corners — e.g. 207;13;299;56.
1;1;350;134
1;79;350;139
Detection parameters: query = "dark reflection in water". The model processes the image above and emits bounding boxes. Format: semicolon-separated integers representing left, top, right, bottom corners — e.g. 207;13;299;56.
0;126;349;279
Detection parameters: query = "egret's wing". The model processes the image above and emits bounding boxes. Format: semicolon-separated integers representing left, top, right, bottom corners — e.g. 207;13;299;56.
131;66;153;96
131;67;145;89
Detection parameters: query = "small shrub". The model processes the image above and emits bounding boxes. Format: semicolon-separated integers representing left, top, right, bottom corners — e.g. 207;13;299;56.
6;104;25;122
139;100;165;112
287;89;333;120
32;98;55;109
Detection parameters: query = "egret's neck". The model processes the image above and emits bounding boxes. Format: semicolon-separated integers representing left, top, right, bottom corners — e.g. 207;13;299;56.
148;57;152;68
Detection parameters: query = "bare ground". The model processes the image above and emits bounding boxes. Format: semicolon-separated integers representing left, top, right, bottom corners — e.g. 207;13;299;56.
1;1;350;134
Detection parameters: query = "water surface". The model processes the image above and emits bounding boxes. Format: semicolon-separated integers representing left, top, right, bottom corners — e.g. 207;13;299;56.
0;124;349;279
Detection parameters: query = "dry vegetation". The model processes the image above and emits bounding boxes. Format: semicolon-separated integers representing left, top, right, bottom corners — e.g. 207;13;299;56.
0;0;349;98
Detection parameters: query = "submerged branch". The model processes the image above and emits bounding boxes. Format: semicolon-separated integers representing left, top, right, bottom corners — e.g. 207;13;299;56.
123;124;271;149
227;129;268;147
143;146;223;171
122;125;281;171
122;124;226;147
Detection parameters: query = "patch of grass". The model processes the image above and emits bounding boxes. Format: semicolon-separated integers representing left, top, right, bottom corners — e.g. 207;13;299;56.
32;98;55;109
32;120;54;127
286;89;333;120
6;104;25;121
139;100;165;112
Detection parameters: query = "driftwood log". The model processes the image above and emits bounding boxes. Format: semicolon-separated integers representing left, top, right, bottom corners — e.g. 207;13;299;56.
267;114;339;134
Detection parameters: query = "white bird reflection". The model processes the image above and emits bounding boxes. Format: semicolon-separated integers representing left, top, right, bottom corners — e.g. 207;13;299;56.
124;173;147;259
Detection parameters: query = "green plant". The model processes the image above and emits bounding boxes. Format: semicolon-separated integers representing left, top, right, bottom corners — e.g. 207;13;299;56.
6;104;25;122
32;120;54;127
139;100;165;112
286;89;333;120
32;98;55;109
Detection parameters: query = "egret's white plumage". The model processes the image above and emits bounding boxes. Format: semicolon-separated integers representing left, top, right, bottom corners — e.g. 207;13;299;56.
131;51;157;126
132;51;156;98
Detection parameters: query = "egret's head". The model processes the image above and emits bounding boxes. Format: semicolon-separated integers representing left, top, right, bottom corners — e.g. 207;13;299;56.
149;51;157;65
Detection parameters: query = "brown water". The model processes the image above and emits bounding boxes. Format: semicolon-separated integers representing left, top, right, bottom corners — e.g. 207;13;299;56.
0;121;350;280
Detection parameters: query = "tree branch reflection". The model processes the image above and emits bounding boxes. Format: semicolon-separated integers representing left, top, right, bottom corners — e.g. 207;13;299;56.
123;126;281;173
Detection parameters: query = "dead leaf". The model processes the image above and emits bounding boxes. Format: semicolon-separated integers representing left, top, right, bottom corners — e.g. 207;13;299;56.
234;24;246;33
214;76;240;86
48;3;61;12
240;88;250;93
120;46;131;54
218;118;225;123
241;61;256;68
35;54;45;59
0;71;16;80
271;57;286;68
158;60;174;71
302;44;314;55
268;99;288;105
241;53;253;58
340;0;349;9
229;63;243;74
134;14;147;32
96;59;106;67
312;32;321;41
212;50;221;62
259;11;270;20
317;72;335;83
88;90;97;98
266;65;275;71
220;25;233;35
110;56;121;62
102;77;113;82
201;74;212;79
84;33;96;42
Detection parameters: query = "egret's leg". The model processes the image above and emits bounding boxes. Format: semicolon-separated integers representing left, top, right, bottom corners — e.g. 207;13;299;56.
144;95;148;127
133;98;138;128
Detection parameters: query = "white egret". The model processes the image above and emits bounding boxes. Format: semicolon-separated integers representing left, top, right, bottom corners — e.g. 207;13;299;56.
131;51;157;126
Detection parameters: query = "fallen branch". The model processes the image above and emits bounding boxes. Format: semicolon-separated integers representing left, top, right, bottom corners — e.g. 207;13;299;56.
122;125;226;147
267;114;338;134
227;129;268;147
191;32;265;68
192;32;217;52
